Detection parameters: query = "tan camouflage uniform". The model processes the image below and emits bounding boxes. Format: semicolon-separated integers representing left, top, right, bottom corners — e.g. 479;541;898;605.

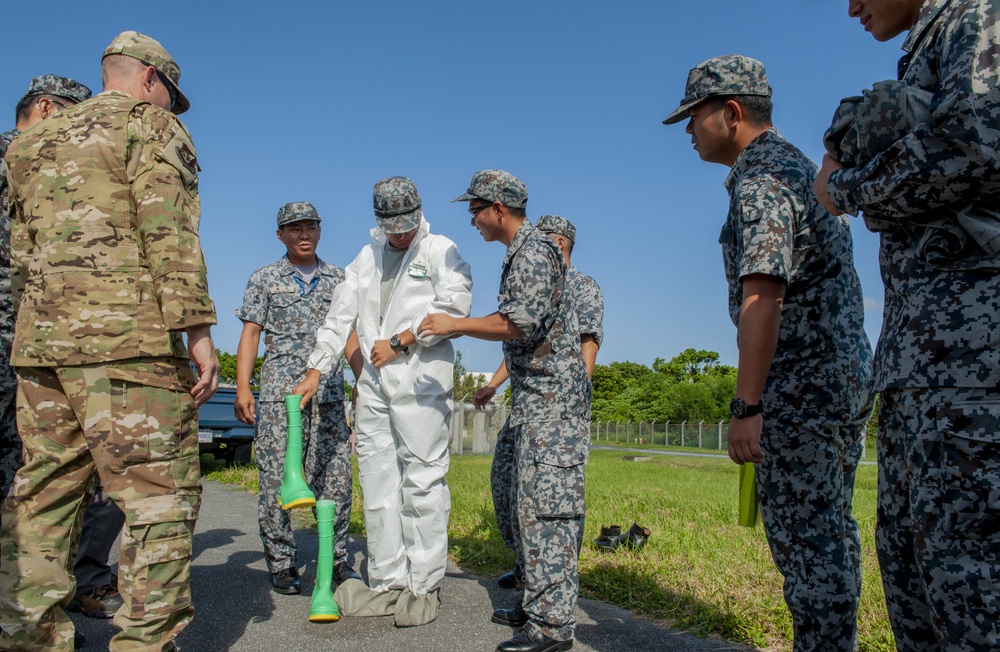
0;61;216;652
826;1;1000;648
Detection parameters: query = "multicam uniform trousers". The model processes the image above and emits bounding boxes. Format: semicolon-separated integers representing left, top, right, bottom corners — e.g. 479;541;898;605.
0;360;201;652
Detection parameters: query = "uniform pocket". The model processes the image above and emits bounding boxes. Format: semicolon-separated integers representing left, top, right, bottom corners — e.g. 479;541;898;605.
937;400;1000;536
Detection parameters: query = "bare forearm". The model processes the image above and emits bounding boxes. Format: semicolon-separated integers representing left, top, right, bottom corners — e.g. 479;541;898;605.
235;325;262;391
581;336;599;378
453;313;523;341
735;276;785;403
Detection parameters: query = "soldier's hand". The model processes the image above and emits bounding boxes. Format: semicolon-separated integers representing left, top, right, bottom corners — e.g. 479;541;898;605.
727;415;765;465
186;325;220;407
370;339;398;369
234;387;256;425
292;369;322;408
418;313;455;337
814;154;847;215
473;385;497;410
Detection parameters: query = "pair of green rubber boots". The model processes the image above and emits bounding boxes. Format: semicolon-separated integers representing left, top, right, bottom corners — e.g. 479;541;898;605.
593;522;651;552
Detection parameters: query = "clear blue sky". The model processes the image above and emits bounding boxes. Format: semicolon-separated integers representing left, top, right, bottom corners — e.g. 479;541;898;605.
3;1;900;374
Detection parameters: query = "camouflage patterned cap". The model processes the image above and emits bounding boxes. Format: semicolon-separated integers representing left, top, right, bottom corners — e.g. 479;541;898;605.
22;75;92;104
102;31;190;115
452;169;528;209
536;215;576;243
277;202;322;227
373;176;423;234
662;55;771;125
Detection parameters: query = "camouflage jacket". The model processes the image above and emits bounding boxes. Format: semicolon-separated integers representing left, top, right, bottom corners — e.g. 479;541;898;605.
722;128;872;421
237;255;346;403
4;91;217;367
827;0;1000;389
500;221;590;426
0;129;17;392
566;266;604;346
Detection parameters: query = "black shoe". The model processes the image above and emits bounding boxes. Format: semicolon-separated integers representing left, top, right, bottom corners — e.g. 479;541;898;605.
593;524;621;552
74;630;87;648
491;604;528;628
334;561;362;584
497;629;572;652
497;569;522;589
619;522;651;551
271;567;301;595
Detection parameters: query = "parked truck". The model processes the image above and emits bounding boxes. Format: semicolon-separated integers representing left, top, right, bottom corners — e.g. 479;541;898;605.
198;385;255;465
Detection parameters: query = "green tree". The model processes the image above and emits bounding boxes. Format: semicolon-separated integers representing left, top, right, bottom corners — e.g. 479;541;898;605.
452;351;488;403
217;349;263;389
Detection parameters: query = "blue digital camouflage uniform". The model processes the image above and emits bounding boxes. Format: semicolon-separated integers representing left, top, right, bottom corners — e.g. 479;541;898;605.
491;262;603;583
236;255;352;575
0;81;217;651
0;128;20;501
722;128;873;651
826;1;1000;648
499;221;591;643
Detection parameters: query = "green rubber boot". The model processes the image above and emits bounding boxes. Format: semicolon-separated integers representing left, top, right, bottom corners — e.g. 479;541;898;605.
278;395;316;510
309;499;341;622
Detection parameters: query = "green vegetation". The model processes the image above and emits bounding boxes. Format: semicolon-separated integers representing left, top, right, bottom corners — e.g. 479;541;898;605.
204;449;893;651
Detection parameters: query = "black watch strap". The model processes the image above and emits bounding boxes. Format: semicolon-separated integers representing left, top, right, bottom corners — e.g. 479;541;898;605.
730;397;764;419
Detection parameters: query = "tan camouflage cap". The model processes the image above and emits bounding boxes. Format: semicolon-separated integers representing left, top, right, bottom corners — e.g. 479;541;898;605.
452;169;528;209
277;202;322;227
22;75;92;104
373;177;422;234
662;55;771;125
536;215;576;243
102;31;190;115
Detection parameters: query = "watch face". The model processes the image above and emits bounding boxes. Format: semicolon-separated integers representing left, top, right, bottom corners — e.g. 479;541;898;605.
730;398;746;418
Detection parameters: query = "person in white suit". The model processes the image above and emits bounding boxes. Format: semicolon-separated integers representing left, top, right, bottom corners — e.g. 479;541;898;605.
294;176;472;627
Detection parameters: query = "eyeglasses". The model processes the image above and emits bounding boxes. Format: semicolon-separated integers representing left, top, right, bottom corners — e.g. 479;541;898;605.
143;61;177;111
468;202;494;218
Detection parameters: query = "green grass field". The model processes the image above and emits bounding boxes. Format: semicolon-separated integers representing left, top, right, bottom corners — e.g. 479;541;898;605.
204;448;894;651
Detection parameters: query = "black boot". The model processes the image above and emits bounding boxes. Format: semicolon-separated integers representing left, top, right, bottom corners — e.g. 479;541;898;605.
491;603;528;627
593;524;621;552
271;566;301;594
619;522;651;550
496;629;572;652
334;561;362;584
497;569;522;589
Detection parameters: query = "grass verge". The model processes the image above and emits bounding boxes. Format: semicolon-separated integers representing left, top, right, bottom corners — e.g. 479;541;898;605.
203;449;894;651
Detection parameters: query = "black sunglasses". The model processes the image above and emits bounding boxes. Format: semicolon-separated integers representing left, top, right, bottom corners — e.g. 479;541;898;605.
468;202;495;218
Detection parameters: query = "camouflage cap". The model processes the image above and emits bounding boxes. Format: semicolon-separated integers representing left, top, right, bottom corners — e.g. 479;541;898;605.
662;55;771;125
277;202;322;227
22;75;92;104
373;177;422;234
536;215;576;243
451;169;528;209
102;31;190;115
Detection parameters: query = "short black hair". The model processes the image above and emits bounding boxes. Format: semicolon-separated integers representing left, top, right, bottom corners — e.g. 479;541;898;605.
706;94;773;127
505;205;527;219
14;94;41;124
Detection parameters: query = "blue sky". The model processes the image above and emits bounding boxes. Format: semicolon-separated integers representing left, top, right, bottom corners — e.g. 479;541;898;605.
2;1;901;374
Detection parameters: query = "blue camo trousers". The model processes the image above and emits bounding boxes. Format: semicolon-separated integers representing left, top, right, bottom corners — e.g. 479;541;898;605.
514;419;587;643
756;414;865;652
255;400;353;575
876;388;1000;651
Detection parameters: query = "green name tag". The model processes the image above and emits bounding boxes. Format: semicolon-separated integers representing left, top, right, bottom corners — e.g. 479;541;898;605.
407;263;428;278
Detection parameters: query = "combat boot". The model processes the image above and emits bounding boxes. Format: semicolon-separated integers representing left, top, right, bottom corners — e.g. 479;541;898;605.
592;524;621;552
618;522;651;550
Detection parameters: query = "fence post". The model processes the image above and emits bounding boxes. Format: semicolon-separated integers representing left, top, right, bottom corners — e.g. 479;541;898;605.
615;421;619;442
667;421;672;447
650;421;656;445
698;420;704;448
719;421;724;449
681;420;686;444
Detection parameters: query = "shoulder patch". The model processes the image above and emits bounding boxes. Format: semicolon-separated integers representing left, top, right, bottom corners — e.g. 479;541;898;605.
175;143;198;174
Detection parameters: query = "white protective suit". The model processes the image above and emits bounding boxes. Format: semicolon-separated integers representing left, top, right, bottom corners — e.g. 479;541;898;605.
307;217;472;595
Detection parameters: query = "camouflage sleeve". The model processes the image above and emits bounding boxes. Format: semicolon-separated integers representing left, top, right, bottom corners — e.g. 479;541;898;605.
129;106;217;331
236;268;268;326
827;5;1000;217
575;275;604;346
409;238;473;347
499;240;561;341
735;175;795;283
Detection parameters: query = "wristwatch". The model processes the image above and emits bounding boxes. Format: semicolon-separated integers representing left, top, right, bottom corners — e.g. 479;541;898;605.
389;334;409;355
730;397;764;419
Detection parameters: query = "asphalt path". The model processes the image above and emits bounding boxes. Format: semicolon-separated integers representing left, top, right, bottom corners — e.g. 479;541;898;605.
72;480;752;651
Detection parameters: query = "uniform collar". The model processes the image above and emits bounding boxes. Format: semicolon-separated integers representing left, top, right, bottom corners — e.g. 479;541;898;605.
902;0;950;54
724;127;782;193
503;220;535;269
277;254;332;278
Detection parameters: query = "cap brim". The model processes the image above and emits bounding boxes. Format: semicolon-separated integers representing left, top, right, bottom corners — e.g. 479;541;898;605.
450;192;480;203
662;98;700;125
